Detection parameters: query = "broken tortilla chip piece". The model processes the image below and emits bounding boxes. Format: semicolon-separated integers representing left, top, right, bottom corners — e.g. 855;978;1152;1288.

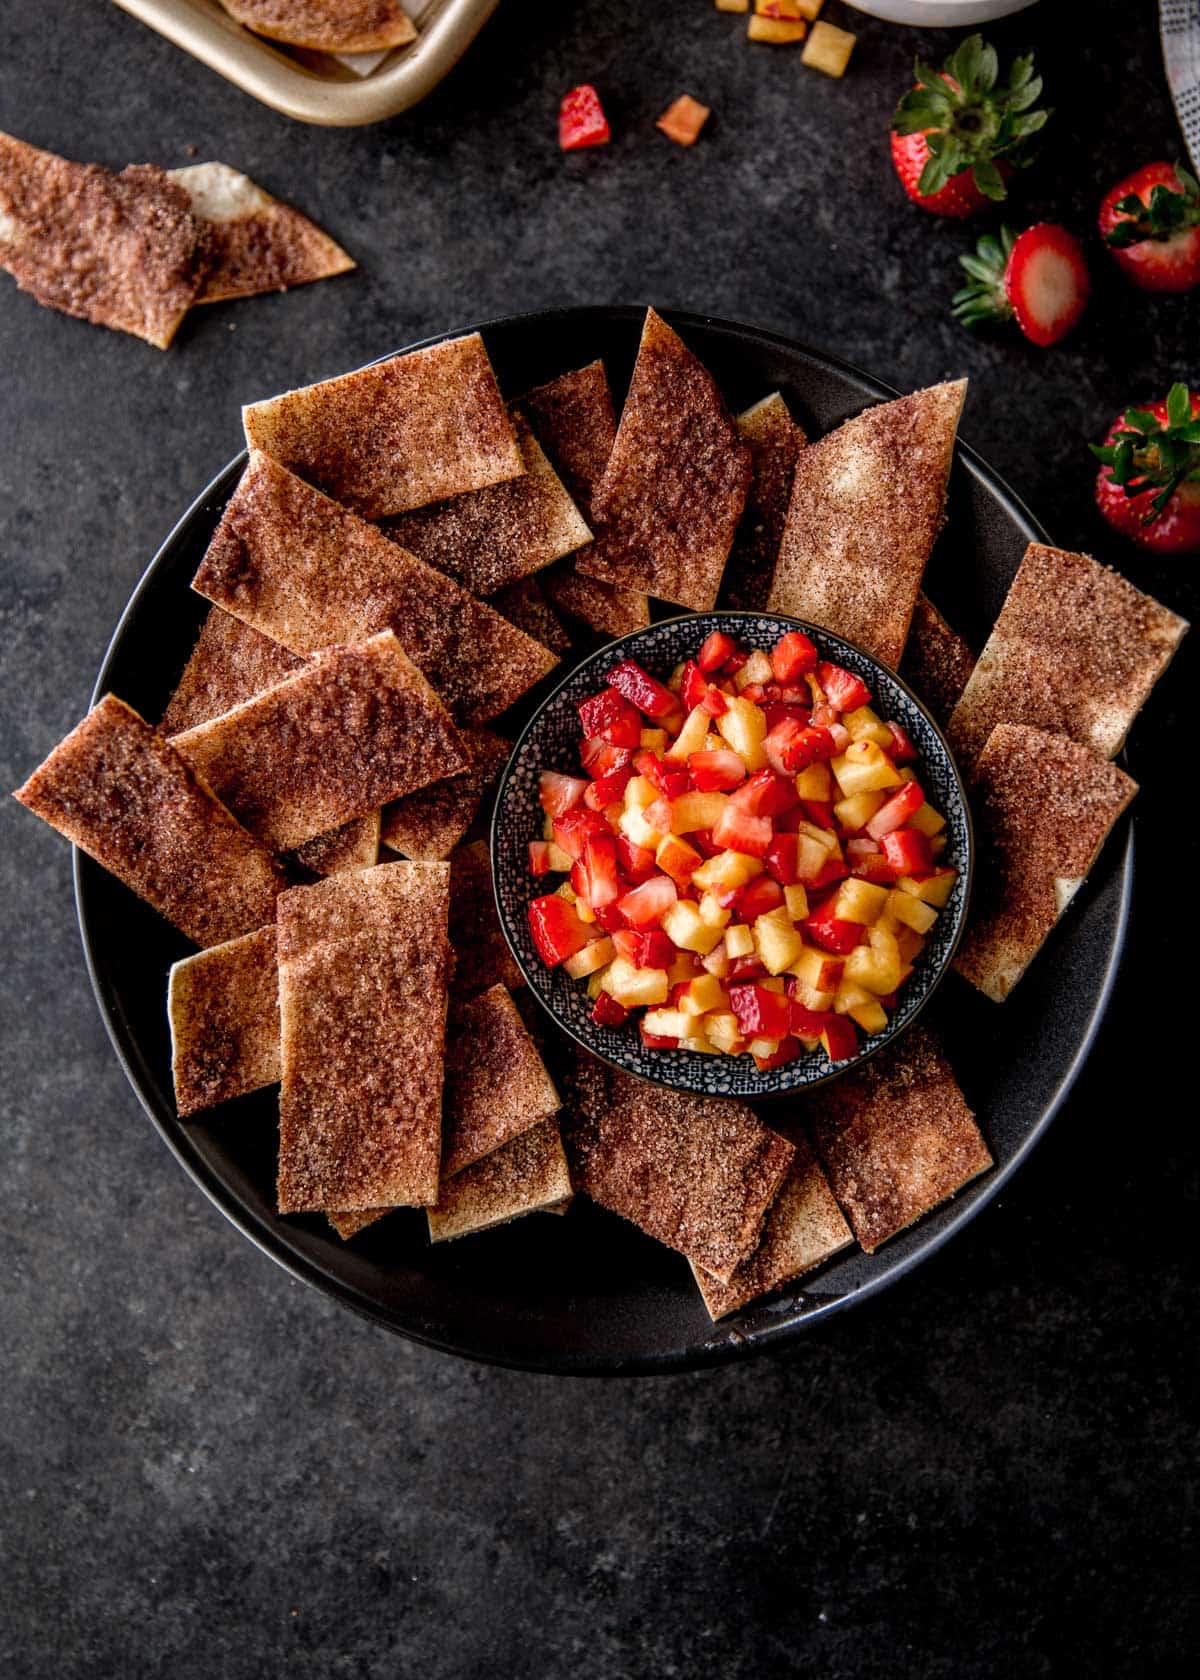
448;840;524;1000
290;809;380;877
691;1137;852;1319
381;728;509;862
720;392;806;613
14;695;285;947
243;332;523;518
562;1055;794;1283
169;162;353;304
954;723;1137;1003
380;415;592;596
807;1028;992;1252
0;130;204;348
276;860;450;1213
947;542;1188;769
575;309;751;612
160;607;306;736
216;0;416;53
767;380;967;667
170;630;467;852
900;592;976;726
168;925;280;1116
428;1119;571;1243
191;451;556;724
443;985;561;1176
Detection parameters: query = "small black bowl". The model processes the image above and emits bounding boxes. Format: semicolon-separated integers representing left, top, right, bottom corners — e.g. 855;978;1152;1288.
492;611;973;1099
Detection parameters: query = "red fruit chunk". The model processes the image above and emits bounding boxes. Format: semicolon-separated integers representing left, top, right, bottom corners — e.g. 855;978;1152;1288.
616;834;658;882
540;770;588;817
712;803;773;858
753;1038;804;1073
732;768;798;819
803;904;864;954
656;833;702;887
697;630;735;673
611;928;641;962
688;748;746;792
729;955;768;982
886;721;918;764
789;1000;835;1039
618;874;678;927
584;832;620;907
636;929;675;968
729;983;792;1040
765;718;837;774
592;902;628;933
559;84;610;150
770;630;819;684
644;796;673;834
607;658;677;720
764;833;799;886
570;859;589;901
816;662;871;714
881;828;933;876
720;647;749;677
740;684;766;704
702;686;727;717
801;799;835;830
528;841;552;876
866;780;926;839
580;737;635;777
552;805;610;861
848;850;895;885
737;875;785;920
584;766;634;810
590;994;629;1028
528;894;592;966
691;828;720;858
640;1022;679;1050
680;660;708;712
808;854;849;890
634;750;691;799
578;687;642;747
763;701;811;734
821;1015;859;1062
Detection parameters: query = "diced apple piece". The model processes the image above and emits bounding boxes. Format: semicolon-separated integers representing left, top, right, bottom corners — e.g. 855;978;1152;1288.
909;801;946;837
843;926;903;995
734;648;773;688
802;18;854;78
724;922;756;959
662;899;726;955
887;889;937;934
834;789;886;832
830;878;890;925
665;705;712;762
843;705;892;747
790;943;844;994
586;966;609;1000
667;950;702;985
895;926;925;965
701;942;733;979
702;1011;744;1054
717;696;768;770
834;982;888;1034
793;831;832;885
624;774;657;811
640;727;668;753
656;832;703;885
619;805;667;850
897;868;957;907
747;1037;783;1060
604;957;670;1008
671;790;730;833
753;906;806;975
794;762;832;801
642;1008;691;1039
698;891;732;930
563;936;615;979
681;974;730;1016
791;974;835;1012
783;884;809;921
692;849;763;893
679;1032;721;1055
831;740;903;797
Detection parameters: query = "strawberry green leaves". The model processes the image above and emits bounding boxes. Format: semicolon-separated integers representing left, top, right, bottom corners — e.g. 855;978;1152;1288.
1103;164;1200;248
1090;383;1200;525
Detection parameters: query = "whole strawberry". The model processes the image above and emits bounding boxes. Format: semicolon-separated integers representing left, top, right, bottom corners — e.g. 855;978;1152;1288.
1099;162;1200;293
891;33;1049;218
1091;384;1200;556
952;223;1090;347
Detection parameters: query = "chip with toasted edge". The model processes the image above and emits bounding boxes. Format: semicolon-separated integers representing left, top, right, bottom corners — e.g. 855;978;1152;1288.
327;1207;388;1240
448;840;524;1000
168;926;280;1116
160;606;306;736
170;631;467;852
562;1054;794;1283
900;592;975;726
0;131;204;348
575;309;752;612
767;380;967;667
380;415;592;597
291;809;380;877
719;392;806;613
243;333;523;518
13;695;285;948
216;0;416;52
954;723;1137;1003
807;1028;992;1252
947;543;1188;769
443;985;561;1177
381;728;509;862
428;1119;572;1244
516;360;651;637
168;163;354;305
489;576;572;655
277;861;450;1213
191;451;556;724
690;1137;852;1319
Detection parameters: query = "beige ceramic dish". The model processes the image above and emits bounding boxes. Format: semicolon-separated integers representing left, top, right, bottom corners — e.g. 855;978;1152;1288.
112;0;500;126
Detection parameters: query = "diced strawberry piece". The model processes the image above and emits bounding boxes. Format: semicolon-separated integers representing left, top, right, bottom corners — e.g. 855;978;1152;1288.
770;630;819;684
701;685;728;717
808;854;849;890
802;904;864;954
720;647;749;678
552;805;611;861
680;660;708;712
578;687;642;747
816;662;871;714
775;807;804;833
636;929;675;968
656;833;702;887
691;828;720;858
616;834;658;883
846;837;880;858
580;737;634;777
612;928;641;962
639;1022;679;1050
528;841;553;876
731;769;798;818
559;84;610;150
764;701;811;734
729;983;792;1040
764;719;837;774
590;993;629;1028
584;833;620;907
617;874;678;928
789;1000;835;1039
607;658;677;720
644;796;673;834
881;828;933;876
737;875;785;920
847;848;894;885
801;799;835;830
667;981;691;1006
539;770;588;817
886;721;919;764
740;683;766;703
528;894;592;966
865;780;926;839
584;765;634;810
697;630;736;673
634;751;691;799
729;955;768;982
821;1015;859;1062
570;859;589;902
712;803;773;858
753;1037;804;1073
688;748;746;792
764;833;799;886
592;902;628;933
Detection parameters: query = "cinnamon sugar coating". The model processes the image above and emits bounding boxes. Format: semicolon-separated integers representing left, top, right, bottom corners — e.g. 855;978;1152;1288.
900;593;975;725
719;393;806;613
442;985;561;1176
217;0;416;52
291;810;380;877
160;607;306;736
447;840;524;1000
381;728;510;862
428;1120;571;1243
168;926;280;1116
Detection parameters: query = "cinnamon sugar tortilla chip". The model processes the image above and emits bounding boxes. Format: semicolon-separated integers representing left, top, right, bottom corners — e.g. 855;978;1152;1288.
191;452;556;724
489;576;572;655
168;926;280;1116
542;566;652;639
954;723;1137;1002
900;593;976;726
574;310;751;612
170;631;466;851
169;163;353;304
277;861;450;1213
13;695;285;947
562;1055;794;1283
291;810;380;877
768;381;967;667
947;543;1188;768
381;728;509;862
0;130;204;348
216;0;416;52
691;1137;852;1319
243;333;523;518
719;393;806;613
807;1028;992;1251
380;415;592;596
428;1119;571;1243
442;985;560;1176
160;607;306;736
448;840;523;999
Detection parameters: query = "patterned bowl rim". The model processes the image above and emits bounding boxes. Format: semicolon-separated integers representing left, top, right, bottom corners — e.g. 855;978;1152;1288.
490;609;975;1100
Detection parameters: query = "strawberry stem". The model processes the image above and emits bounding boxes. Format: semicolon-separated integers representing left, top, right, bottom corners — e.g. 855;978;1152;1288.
952;225;1018;329
1104;165;1200;248
1090;382;1200;524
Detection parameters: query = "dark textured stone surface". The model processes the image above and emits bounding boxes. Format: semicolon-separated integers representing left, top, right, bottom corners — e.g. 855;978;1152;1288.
1;2;1195;1675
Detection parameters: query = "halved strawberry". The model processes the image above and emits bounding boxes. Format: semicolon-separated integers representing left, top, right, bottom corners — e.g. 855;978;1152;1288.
954;222;1089;347
552;804;611;861
1100;162;1200;294
1091;384;1200;556
607;658;678;720
880;828;932;877
688;748;746;792
815;663;870;714
764;833;799;887
616;834;659;883
539;770;587;817
770;630;819;684
580;737;634;778
634;751;691;799
528;894;592;966
584;832;620;907
578;687;642;746
765;719;837;775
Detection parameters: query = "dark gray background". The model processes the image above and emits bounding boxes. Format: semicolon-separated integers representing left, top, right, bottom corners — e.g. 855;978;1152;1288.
2;2;1194;1675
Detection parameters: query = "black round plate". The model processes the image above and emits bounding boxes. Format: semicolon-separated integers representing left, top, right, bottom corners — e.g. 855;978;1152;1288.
74;306;1132;1376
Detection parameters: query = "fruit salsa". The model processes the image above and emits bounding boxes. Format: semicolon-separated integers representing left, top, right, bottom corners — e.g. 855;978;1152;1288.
525;629;957;1071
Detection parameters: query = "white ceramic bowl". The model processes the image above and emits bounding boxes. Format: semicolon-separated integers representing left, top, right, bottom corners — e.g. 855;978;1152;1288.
844;0;1037;23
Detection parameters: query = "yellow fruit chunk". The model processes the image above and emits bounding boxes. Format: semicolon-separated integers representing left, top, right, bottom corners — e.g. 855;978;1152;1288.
681;974;730;1016
666;950;702;985
754;906;805;975
748;14;806;42
724;922;756;959
844;926;903;995
701;943;733;979
843;706;892;748
717;696;768;770
792;975;834;1013
657;95;711;148
760;976;787;994
697;891;732;930
557;880;577;903
619;805;666;850
897;870;956;907
887;889;937;934
666;705;712;761
587;967;609;1000
705;1011;745;1054
831;740;903;797
679;1032;721;1055
909;801;947;837
642;1008;691;1039
564;936;615;980
734;649;773;689
692;849;762;893
671;789;730;833
784;883;810;921
747;1037;782;1058
603;957;670;1008
794;761;832;801
802;18;855;77
715;0;749;11
831;878;890;925
834;982;888;1034
546;841;572;871
834;789;886;832
662;899;726;955
640;727;668;753
791;943;844;993
624;774;657;811
895;926;925;965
